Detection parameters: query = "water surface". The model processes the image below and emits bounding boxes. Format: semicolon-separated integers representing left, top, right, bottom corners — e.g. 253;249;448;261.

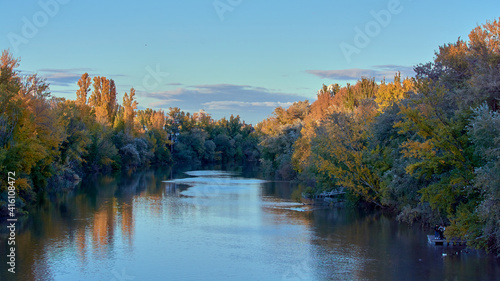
1;167;499;280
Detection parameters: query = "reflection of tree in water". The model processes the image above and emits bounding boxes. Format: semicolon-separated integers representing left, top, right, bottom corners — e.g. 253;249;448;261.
5;167;499;280
0;169;178;279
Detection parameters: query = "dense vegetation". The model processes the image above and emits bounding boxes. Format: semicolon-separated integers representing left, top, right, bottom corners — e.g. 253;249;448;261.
0;54;259;217
1;18;499;256
257;18;500;255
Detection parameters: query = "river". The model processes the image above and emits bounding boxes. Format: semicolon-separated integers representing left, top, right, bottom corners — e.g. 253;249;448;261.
1;166;499;280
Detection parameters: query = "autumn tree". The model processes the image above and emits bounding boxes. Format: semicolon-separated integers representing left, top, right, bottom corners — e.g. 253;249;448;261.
122;87;138;134
0;51;27;208
19;74;64;190
193;109;213;131
1;51;65;211
395;79;477;218
292;79;377;180
257;101;310;179
88;76;117;126
76;73;91;105
375;72;414;112
150;109;165;130
414;18;500;111
467;18;500;111
311;100;382;206
309;84;336;120
0;50;21;151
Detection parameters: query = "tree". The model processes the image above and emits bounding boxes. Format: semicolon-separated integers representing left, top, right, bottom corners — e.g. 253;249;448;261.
18;74;63;191
467;18;500;111
257;101;310;179
88;76;117;126
0;51;37;207
312;101;383;207
375;72;414;112
447;104;500;254
0;50;21;150
1;51;65;208
414;18;500;111
395;80;477;219
122;88;138;134
76;73;91;105
150;109;165;131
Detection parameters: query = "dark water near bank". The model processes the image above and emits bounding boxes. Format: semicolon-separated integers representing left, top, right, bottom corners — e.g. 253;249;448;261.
1;166;499;280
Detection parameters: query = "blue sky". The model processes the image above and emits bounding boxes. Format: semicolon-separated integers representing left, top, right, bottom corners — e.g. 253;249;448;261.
1;0;498;124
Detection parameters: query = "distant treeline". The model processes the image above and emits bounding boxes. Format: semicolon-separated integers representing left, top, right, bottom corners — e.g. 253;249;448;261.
0;54;259;217
257;18;500;256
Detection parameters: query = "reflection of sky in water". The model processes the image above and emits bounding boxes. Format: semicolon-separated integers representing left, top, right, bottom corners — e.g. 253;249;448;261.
132;171;319;280
1;169;499;281
160;171;368;280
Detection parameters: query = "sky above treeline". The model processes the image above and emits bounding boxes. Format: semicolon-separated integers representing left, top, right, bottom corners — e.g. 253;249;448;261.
1;0;499;124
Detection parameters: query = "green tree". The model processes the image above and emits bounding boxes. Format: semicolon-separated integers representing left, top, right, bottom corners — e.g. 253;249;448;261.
311;101;383;207
447;104;500;254
395;80;477;219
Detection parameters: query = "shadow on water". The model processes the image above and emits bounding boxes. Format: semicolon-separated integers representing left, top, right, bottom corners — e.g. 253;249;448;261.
0;167;173;280
0;165;499;280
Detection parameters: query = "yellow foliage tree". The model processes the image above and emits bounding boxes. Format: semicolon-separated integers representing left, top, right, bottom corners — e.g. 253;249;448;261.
375;72;414;112
150;109;165;130
88;76;117;126
122;88;138;134
76;73;91;105
312;102;382;207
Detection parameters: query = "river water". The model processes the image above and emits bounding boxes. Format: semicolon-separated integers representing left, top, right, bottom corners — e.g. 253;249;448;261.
1;166;499;280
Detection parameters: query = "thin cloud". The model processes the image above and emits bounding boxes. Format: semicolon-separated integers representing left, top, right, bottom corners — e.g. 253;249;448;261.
188;84;304;101
306;65;416;81
37;68;128;87
140;84;305;102
38;68;92;73
141;88;188;99
306;69;380;80
38;68;93;87
45;73;81;87
373;65;416;77
148;99;182;108
203;101;294;110
139;83;307;124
